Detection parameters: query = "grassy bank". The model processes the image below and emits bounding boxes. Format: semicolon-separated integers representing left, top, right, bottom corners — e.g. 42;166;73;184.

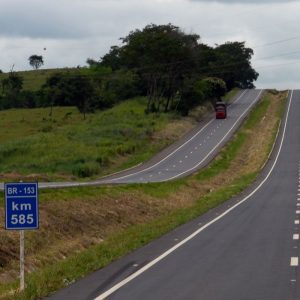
0;68;80;92
0;90;287;299
0;97;199;181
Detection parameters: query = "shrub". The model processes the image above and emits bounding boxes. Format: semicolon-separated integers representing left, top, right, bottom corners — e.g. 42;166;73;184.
72;162;100;178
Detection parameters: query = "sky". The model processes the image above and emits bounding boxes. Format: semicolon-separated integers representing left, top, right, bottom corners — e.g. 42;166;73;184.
1;0;300;89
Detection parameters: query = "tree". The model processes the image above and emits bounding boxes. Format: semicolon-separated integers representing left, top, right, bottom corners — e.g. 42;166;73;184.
200;77;227;104
100;24;200;113
210;42;258;89
41;73;97;119
177;78;205;116
0;71;24;109
92;24;259;114
28;55;44;70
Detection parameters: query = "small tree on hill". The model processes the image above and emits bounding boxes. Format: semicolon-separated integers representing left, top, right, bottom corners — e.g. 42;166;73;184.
28;55;44;70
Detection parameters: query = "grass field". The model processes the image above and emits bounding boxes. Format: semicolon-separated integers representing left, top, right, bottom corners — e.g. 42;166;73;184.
0;68;82;92
0;90;287;300
0;97;203;181
0;70;239;182
0;67;213;180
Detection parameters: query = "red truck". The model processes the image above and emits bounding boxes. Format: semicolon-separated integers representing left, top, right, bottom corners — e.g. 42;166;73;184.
215;101;227;119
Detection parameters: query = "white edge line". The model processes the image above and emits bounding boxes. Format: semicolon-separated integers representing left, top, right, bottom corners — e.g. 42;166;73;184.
160;89;263;182
94;90;293;300
260;119;281;171
104;90;248;182
99;163;143;180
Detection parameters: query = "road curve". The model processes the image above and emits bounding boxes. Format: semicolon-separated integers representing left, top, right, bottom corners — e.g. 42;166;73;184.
45;90;300;300
0;89;263;190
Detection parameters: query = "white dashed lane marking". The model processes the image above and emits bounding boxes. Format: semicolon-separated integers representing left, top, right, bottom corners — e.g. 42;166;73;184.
291;257;299;266
291;170;300;269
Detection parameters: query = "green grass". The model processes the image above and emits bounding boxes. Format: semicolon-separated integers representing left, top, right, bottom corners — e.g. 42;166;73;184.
0;172;258;300
0;98;177;179
4;172;258;300
0;68;82;92
222;88;240;103
0;92;286;299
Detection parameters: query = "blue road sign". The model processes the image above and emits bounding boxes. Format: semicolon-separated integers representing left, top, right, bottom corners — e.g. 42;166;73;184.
5;183;39;230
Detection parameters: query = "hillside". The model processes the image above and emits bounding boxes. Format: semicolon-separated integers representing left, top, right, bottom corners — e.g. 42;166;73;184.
0;90;287;300
0;97;205;182
0;68;82;92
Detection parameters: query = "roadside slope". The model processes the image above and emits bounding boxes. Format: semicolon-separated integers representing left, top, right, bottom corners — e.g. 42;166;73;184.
0;90;287;300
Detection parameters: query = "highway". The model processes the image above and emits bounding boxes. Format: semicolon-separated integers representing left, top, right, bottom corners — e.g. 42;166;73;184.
0;88;262;190
45;90;300;300
99;89;262;184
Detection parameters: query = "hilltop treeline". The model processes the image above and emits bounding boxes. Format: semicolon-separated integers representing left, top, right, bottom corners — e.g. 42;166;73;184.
0;23;258;115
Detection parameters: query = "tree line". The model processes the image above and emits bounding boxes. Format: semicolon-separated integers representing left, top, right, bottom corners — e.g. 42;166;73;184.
0;23;258;116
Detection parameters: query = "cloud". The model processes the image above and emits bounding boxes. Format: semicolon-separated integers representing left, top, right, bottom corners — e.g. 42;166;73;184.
0;0;300;88
190;0;299;3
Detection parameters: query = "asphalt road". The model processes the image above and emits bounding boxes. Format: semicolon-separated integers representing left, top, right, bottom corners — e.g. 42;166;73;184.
45;89;300;300
0;88;262;190
99;89;263;184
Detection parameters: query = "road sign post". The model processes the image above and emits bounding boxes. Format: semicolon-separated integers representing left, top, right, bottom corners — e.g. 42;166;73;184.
20;230;25;291
4;182;39;291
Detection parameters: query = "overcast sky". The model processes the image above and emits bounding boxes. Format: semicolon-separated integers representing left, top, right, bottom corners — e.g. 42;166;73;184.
1;0;300;89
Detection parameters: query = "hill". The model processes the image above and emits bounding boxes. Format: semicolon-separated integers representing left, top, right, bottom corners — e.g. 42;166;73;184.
0;90;287;300
0;68;83;92
0;97;203;181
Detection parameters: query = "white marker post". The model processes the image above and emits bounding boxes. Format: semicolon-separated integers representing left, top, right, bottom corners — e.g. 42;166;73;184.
20;230;25;291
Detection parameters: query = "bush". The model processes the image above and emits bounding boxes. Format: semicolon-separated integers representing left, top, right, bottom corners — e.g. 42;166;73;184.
72;162;100;178
96;155;110;166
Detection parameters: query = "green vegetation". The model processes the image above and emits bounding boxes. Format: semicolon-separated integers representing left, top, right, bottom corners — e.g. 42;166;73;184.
0;173;257;300
0;68;68;92
1;23;258;116
28;55;44;70
0;21;271;300
0;98;182;179
0;91;286;300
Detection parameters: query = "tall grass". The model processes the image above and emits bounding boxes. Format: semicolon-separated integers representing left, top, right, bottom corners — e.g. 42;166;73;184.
0;98;177;179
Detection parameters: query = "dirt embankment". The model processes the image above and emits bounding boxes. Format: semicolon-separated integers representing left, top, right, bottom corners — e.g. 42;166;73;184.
0;91;286;285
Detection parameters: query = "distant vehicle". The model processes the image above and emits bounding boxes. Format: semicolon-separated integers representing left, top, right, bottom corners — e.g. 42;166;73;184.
215;101;227;119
